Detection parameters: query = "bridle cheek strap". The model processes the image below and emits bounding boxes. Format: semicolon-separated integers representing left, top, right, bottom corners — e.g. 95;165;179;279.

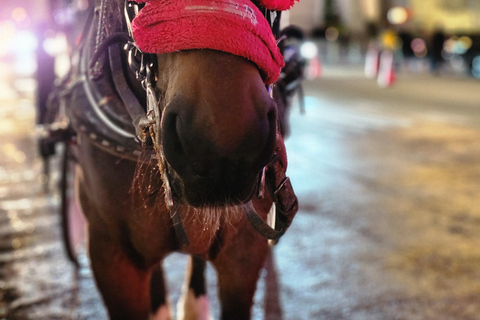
131;0;285;84
245;131;298;242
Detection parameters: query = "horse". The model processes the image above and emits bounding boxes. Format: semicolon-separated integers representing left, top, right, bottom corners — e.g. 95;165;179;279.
43;0;300;319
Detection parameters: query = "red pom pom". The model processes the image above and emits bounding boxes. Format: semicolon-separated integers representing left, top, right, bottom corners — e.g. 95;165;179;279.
257;0;299;11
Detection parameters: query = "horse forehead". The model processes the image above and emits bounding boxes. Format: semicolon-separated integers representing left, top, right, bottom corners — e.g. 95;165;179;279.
171;50;260;80
161;52;267;105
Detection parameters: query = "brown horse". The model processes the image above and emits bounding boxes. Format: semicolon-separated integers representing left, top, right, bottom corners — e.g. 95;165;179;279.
78;51;277;320
55;0;297;319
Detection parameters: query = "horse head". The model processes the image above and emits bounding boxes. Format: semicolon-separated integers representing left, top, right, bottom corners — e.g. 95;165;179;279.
156;50;277;207
128;0;285;208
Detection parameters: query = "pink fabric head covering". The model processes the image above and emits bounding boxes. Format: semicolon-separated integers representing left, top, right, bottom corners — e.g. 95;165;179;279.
131;0;297;84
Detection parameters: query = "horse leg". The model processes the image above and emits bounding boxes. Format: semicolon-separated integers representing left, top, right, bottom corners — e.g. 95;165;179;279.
150;263;173;320
263;248;283;320
213;235;270;320
88;222;152;320
177;255;212;320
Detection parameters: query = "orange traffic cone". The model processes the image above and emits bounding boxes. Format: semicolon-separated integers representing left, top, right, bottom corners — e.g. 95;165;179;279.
364;42;381;79
377;50;396;87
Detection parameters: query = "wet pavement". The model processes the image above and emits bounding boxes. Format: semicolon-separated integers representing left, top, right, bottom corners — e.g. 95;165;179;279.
1;66;480;319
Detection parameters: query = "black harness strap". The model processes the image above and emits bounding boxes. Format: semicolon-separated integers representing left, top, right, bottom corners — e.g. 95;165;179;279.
244;150;298;242
170;205;190;248
87;31;151;143
107;43;151;142
244;202;283;239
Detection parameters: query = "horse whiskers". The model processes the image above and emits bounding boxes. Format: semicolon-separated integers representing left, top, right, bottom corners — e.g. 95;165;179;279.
131;151;164;209
181;204;243;242
131;150;248;243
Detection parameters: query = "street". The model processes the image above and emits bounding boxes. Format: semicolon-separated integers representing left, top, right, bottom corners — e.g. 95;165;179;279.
1;66;480;319
282;66;480;319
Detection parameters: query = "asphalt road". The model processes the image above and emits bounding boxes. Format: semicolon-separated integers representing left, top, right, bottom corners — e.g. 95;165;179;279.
1;67;480;319
281;67;480;320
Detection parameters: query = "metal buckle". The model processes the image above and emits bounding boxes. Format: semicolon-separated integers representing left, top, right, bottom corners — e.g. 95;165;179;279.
124;1;139;37
125;42;143;80
125;41;157;89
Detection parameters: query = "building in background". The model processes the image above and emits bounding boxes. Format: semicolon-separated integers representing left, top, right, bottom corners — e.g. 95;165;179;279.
288;0;480;37
409;0;480;33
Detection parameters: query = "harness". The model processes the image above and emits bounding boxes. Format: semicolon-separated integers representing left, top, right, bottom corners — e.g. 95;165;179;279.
41;0;301;246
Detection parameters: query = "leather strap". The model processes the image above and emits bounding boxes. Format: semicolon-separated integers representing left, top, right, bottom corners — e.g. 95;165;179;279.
244;202;284;240
244;149;298;241
170;205;190;248
108;43;151;142
266;150;298;231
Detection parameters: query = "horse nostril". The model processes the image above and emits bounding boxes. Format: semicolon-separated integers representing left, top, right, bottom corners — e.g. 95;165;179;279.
162;112;186;167
192;161;210;178
175;115;189;156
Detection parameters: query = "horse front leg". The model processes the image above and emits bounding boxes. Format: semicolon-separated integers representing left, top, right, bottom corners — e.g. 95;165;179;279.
177;255;212;320
213;232;270;320
88;221;154;320
151;263;173;320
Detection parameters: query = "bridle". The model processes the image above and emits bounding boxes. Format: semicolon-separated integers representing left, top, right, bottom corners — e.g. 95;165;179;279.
119;1;297;245
45;0;298;247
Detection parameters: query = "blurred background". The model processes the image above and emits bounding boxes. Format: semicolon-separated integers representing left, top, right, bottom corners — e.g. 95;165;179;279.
1;0;480;319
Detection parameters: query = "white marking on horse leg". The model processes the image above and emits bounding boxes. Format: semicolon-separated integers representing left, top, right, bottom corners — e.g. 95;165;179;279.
150;304;173;320
176;289;212;320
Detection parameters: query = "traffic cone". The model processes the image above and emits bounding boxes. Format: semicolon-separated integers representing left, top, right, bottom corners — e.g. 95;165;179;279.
377;50;396;87
364;42;380;79
306;55;322;80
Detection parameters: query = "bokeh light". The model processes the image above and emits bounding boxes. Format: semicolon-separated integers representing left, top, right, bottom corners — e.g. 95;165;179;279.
411;38;427;58
11;7;27;23
43;33;68;56
11;30;38;76
472;56;480;79
457;36;473;54
300;41;318;59
0;21;17;57
325;27;339;42
381;29;402;51
387;6;408;25
444;36;473;55
444;36;457;54
11;30;38;54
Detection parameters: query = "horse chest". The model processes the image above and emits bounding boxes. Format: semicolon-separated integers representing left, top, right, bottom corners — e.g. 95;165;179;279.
125;205;236;262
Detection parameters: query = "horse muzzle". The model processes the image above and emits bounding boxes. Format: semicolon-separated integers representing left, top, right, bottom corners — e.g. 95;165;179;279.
166;159;263;208
160;94;277;208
